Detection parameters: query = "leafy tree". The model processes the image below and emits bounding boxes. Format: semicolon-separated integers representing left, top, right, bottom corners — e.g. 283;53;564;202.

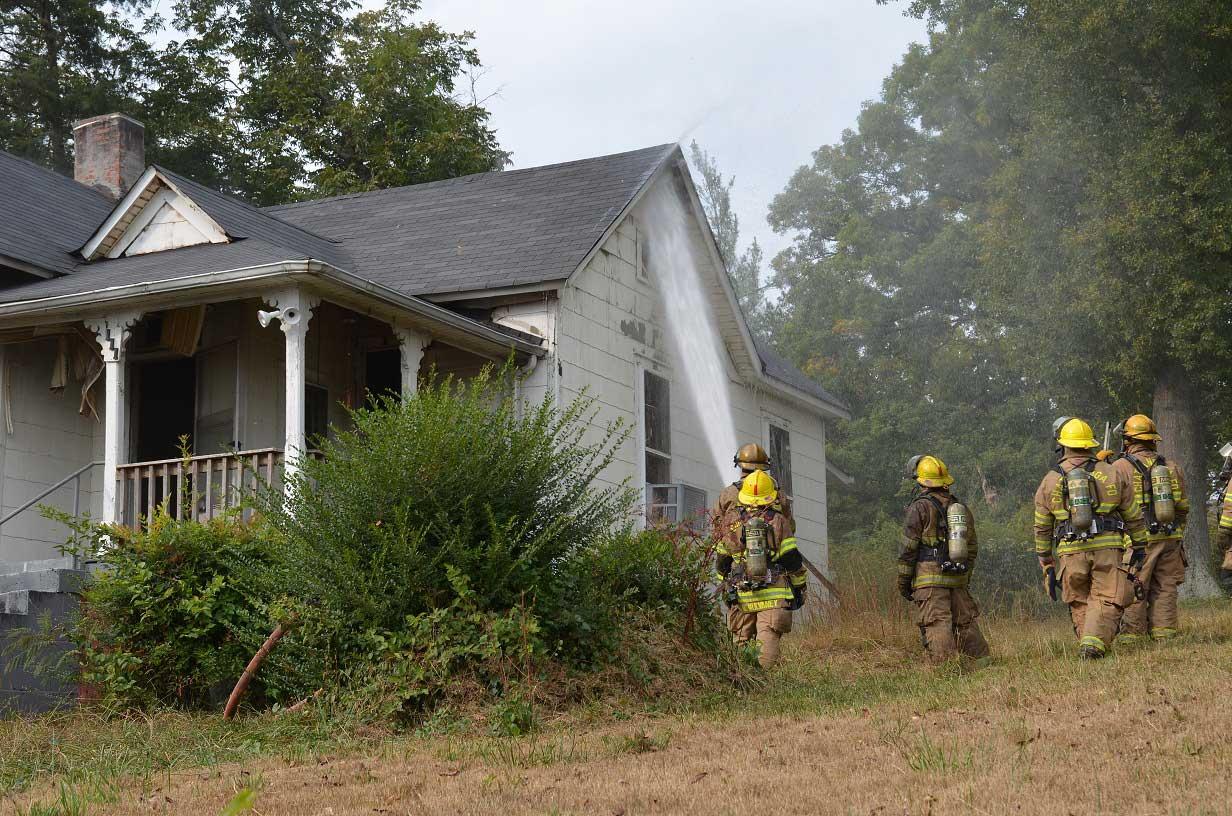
0;0;150;171
1;0;507;204
689;141;768;333
774;0;1232;593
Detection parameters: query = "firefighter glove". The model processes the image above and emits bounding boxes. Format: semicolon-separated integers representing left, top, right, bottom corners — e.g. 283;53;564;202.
790;585;807;611
723;585;739;606
1129;546;1146;571
896;575;913;600
1043;566;1058;602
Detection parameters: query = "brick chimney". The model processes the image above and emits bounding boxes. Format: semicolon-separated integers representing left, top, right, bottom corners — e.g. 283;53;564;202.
73;113;145;200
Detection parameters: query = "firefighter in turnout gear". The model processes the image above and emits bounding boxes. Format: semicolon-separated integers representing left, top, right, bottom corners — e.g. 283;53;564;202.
1215;450;1232;583
897;455;990;662
715;470;807;668
711;443;795;536
1034;418;1148;659
1108;415;1189;643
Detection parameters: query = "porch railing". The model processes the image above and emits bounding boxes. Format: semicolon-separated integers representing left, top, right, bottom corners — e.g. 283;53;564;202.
116;448;284;527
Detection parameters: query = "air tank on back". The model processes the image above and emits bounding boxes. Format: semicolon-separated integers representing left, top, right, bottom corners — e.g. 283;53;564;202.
1150;464;1176;525
1066;468;1095;532
946;502;971;563
743;516;770;582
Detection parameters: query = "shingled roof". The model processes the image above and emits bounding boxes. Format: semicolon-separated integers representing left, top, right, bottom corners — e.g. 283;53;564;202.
0;143;844;418
753;337;848;413
0;144;673;305
154;167;349;269
0;151;112;277
265;143;676;297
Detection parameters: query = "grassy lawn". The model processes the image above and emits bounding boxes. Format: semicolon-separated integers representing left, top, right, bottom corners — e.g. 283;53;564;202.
4;601;1232;815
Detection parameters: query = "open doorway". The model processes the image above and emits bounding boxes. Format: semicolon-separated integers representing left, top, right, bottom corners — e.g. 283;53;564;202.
133;357;196;462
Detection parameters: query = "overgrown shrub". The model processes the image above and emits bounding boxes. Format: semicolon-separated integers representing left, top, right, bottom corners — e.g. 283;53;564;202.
45;363;736;721
57;511;280;709
253;364;635;634
542;525;721;665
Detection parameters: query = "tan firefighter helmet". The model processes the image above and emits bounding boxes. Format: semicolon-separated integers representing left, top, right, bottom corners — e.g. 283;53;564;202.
734;443;771;472
1122;413;1162;442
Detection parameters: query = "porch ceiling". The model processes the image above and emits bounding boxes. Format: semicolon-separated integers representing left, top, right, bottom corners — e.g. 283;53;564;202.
0;259;545;362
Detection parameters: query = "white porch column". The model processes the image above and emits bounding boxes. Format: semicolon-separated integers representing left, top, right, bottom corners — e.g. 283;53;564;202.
392;326;430;397
86;312;142;524
260;288;319;487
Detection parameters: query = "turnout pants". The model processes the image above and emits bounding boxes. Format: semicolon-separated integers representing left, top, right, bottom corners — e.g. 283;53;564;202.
1119;540;1186;641
1058;548;1135;655
911;586;989;663
727;606;793;668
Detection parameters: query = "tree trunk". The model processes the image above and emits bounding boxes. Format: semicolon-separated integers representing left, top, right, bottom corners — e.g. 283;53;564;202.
1154;367;1221;598
36;1;70;172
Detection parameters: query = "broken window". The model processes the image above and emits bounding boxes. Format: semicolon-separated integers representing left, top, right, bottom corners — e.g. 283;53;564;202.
769;423;793;498
644;370;670;483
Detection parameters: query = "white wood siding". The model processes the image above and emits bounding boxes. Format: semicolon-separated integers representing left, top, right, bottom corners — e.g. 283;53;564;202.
554;178;830;574
0;341;102;560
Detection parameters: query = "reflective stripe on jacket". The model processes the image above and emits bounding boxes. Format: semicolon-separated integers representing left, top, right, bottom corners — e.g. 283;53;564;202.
1033;454;1147;556
898;489;978;589
1220;475;1232;531
715;510;806;612
1111;446;1188;544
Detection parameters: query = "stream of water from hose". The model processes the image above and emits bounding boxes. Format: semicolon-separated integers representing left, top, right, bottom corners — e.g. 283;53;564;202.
641;181;738;486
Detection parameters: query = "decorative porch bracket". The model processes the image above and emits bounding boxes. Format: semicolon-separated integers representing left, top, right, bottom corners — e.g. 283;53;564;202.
85;311;143;524
260;288;319;488
392;326;431;397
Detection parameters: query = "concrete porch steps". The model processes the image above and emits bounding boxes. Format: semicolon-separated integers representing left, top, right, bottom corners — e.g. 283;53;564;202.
0;566;88;714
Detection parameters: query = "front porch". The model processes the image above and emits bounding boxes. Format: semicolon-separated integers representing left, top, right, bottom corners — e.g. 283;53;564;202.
101;286;519;527
0;280;543;555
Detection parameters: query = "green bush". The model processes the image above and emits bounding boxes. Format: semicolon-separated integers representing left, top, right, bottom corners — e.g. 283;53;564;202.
38;363;737;721
62;511;280;709
541;527;722;665
254;364;635;636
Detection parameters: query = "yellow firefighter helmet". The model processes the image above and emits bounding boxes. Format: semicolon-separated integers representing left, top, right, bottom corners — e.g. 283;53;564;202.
1056;417;1099;450
1122;413;1162;442
910;455;954;488
738;469;778;507
734;443;771;471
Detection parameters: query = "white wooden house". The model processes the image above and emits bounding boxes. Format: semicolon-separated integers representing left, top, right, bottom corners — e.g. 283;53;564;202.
0;113;849;581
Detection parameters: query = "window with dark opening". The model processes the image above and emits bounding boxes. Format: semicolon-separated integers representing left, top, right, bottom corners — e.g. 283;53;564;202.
306;384;329;445
769;424;793;498
644;370;670;483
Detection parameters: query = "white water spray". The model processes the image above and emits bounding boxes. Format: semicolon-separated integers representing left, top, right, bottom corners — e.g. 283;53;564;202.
641;180;739;485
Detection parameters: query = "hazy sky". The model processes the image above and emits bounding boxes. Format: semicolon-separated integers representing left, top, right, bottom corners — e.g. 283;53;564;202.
413;0;926;259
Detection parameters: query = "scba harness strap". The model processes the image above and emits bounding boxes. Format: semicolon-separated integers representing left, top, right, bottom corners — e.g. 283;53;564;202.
730;508;782;590
916;494;968;575
1051;460;1125;543
1120;452;1177;536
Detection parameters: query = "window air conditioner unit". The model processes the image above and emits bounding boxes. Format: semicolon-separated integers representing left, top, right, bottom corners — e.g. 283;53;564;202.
646;483;709;532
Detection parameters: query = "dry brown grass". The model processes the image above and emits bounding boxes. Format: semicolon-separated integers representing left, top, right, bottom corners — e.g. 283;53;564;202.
9;597;1232;816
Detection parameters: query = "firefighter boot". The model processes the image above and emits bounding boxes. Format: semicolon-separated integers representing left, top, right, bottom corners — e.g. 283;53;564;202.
755;608;793;668
952;588;990;659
